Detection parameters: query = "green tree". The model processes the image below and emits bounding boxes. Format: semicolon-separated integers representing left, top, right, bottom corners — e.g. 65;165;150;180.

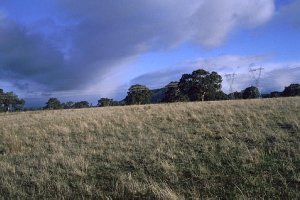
162;82;187;102
62;101;74;109
270;91;281;98
206;91;229;101
98;98;113;107
228;91;243;99
282;83;300;97
178;69;222;101
242;86;260;99
125;84;151;105
13;99;25;111
0;89;25;112
74;101;90;109
150;88;167;103
45;98;62;110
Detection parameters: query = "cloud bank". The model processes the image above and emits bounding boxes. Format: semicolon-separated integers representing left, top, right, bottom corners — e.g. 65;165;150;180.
0;0;275;95
131;55;300;93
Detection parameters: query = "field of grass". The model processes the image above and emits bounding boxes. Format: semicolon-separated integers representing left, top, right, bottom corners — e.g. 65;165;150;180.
0;97;299;199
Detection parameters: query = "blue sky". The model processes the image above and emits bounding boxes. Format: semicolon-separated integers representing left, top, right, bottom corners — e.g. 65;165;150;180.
0;0;299;107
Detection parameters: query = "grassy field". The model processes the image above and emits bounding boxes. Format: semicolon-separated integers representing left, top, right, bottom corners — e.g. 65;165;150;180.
0;97;299;199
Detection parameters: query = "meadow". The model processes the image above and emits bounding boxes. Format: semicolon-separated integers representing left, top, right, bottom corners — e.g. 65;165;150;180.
0;97;299;199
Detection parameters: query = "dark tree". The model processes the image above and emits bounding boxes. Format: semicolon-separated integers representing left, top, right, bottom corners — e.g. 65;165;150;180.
98;98;113;107
125;84;151;105
111;101;120;106
0;89;4;111
162;82;187;102
150;88;167;103
282;83;300;97
0;89;25;112
178;69;222;101
13;99;25;111
74;101;90;109
62;101;74;109
270;91;281;98
45;98;62;110
261;93;270;98
228;91;243;99
206;91;229;101
242;86;260;99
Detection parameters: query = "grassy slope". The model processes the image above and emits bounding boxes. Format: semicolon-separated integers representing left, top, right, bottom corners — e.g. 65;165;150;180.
0;97;299;199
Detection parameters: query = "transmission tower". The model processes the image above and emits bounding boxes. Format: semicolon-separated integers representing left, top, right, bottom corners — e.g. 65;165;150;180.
249;65;264;97
225;73;236;99
249;65;264;88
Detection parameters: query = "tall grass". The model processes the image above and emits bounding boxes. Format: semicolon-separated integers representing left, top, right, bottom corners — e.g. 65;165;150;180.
0;97;299;199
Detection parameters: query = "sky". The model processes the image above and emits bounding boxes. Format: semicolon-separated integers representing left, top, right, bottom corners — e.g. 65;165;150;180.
0;0;299;107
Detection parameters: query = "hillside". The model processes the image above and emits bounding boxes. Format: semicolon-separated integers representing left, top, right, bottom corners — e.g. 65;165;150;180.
0;97;299;199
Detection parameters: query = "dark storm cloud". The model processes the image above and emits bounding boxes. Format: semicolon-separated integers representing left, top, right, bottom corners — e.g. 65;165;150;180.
278;0;300;28
0;0;274;93
0;17;102;92
0;19;65;90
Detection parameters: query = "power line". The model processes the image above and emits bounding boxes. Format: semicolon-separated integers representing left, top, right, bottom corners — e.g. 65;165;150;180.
225;73;236;99
249;64;264;97
249;65;264;88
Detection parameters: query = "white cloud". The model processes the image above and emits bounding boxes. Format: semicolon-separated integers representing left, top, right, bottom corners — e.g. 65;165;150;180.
60;0;275;48
130;54;300;94
187;55;300;93
190;0;275;47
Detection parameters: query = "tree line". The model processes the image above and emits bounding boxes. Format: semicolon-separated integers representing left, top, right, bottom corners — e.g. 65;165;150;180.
42;69;300;109
1;69;299;111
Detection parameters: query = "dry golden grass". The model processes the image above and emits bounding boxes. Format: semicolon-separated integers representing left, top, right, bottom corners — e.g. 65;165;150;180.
0;97;299;199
